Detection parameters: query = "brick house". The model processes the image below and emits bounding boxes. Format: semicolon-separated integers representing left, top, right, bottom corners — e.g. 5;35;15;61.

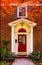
1;1;42;55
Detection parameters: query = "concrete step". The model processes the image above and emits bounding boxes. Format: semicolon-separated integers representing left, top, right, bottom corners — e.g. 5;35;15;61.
14;55;29;58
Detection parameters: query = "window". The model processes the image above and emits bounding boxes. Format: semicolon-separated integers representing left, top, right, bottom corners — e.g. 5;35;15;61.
18;35;26;44
17;6;27;18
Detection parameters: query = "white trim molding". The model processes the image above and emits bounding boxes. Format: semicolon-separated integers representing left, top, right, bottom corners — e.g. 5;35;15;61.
8;19;37;55
11;27;15;52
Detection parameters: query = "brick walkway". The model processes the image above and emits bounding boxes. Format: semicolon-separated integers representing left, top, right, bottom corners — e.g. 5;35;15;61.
12;59;35;65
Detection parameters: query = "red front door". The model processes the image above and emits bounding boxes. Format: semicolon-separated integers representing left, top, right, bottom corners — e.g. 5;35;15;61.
18;34;26;52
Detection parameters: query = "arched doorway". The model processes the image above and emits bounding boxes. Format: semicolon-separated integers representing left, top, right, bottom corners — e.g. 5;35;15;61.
18;28;27;52
8;19;37;55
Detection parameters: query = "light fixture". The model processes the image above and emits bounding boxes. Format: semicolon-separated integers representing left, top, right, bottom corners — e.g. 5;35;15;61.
20;22;24;26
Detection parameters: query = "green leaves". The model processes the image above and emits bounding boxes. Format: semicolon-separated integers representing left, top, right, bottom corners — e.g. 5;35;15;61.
1;48;7;55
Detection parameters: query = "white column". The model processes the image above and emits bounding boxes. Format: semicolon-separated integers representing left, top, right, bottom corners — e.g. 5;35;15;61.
11;26;15;52
30;27;33;53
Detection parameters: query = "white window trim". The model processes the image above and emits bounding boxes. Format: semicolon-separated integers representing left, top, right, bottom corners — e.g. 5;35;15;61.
17;6;27;18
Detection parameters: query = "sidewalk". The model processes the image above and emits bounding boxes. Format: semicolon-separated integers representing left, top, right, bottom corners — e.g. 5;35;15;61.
12;59;35;65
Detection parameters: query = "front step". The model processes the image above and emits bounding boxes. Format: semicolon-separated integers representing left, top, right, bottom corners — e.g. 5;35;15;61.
18;52;27;55
14;55;29;58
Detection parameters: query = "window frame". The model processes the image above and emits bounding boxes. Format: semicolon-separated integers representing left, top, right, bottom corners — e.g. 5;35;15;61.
17;5;27;18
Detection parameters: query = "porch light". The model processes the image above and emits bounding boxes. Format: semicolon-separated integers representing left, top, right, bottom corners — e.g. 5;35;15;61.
20;22;24;26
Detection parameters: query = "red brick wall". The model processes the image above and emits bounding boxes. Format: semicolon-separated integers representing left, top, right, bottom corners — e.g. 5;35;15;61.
1;20;11;51
1;15;42;52
33;17;42;52
1;15;14;51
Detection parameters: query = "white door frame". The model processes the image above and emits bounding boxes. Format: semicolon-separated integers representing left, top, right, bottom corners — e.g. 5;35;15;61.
8;19;37;55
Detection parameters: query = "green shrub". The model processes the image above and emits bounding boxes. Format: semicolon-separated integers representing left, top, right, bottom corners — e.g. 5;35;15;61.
0;48;7;61
1;48;7;55
29;51;41;63
5;52;15;62
0;62;4;65
0;53;3;61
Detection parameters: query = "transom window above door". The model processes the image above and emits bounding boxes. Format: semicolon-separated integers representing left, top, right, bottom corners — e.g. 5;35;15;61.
18;28;26;32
